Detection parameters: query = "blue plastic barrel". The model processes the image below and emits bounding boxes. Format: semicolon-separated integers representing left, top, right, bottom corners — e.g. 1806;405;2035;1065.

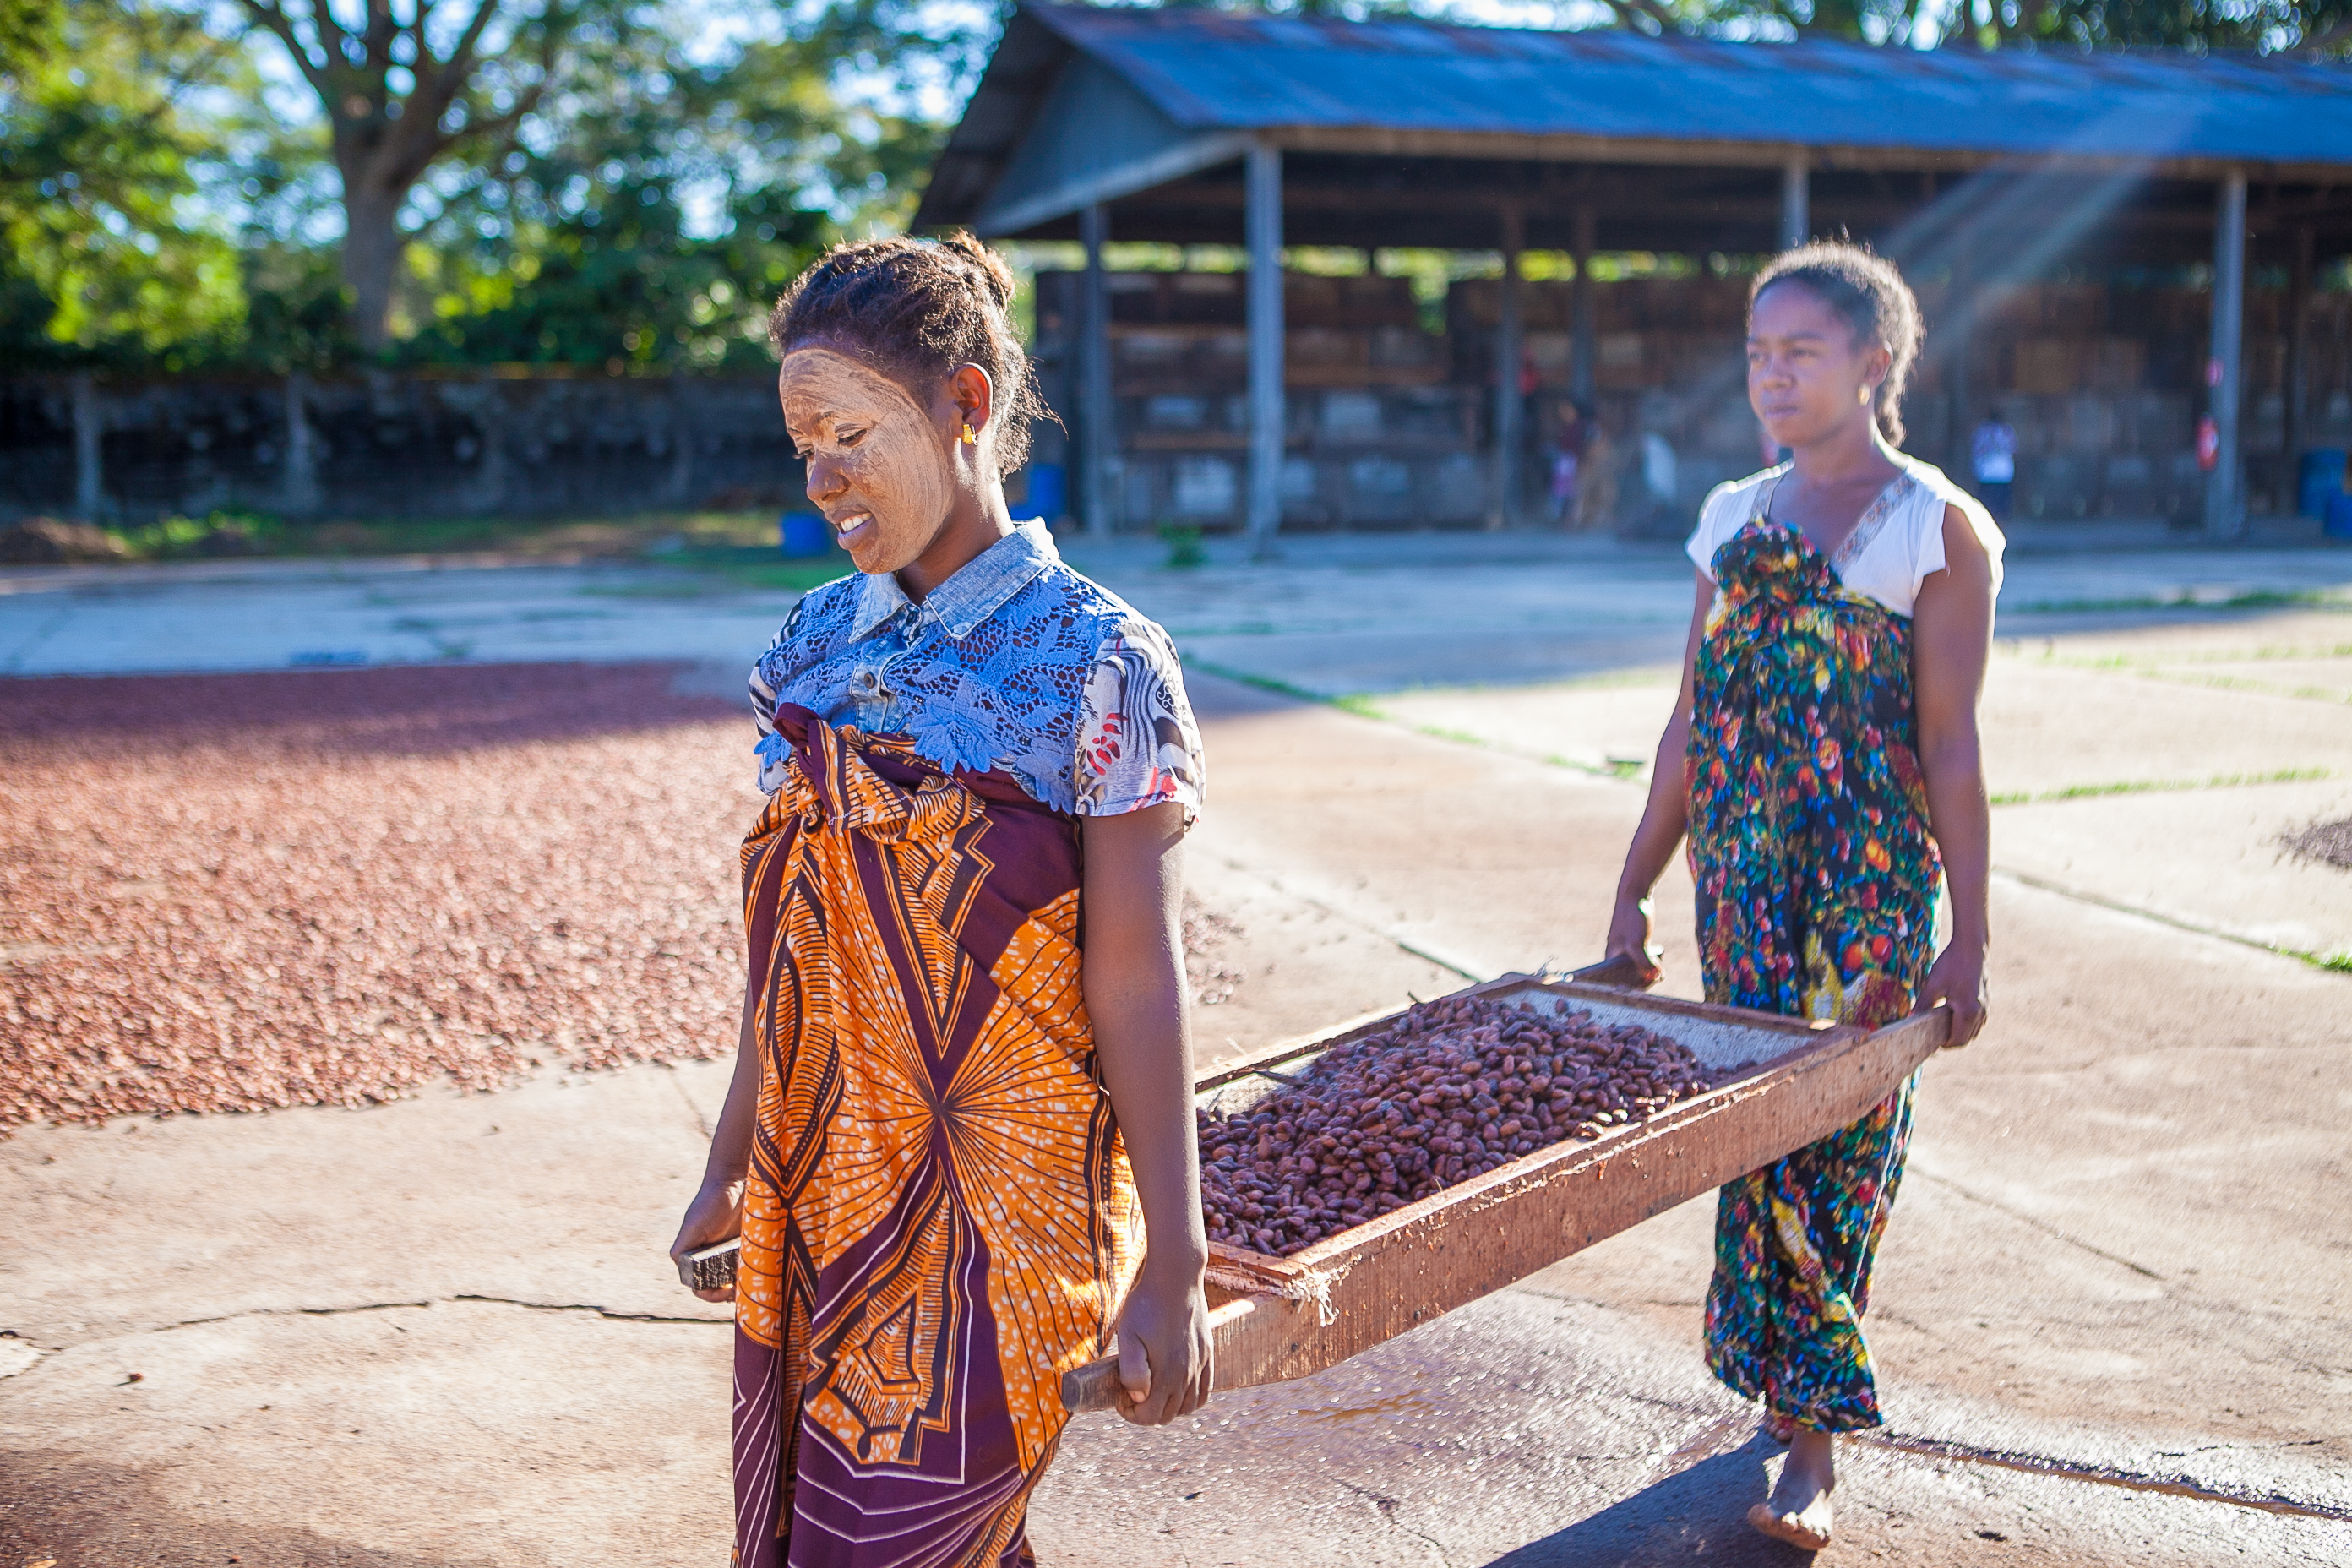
2326;491;2352;541
1024;463;1066;524
779;511;831;558
2299;450;2348;520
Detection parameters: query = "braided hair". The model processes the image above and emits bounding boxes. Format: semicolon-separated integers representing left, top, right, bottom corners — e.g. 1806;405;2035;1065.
1750;242;1924;449
768;232;1050;477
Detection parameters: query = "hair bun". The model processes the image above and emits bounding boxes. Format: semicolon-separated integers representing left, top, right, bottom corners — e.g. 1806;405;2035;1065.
939;230;1017;312
767;231;1055;481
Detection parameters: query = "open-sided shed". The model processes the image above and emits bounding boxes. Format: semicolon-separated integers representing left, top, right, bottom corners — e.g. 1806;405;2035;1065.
917;5;2352;542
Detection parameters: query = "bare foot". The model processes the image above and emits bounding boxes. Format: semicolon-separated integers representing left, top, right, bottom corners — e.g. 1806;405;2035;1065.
1747;1427;1834;1551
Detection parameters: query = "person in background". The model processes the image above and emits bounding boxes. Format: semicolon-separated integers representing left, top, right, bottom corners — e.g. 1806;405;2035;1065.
672;232;1212;1568
1642;427;1680;515
1971;408;2016;519
1603;241;2001;1554
1573;411;1619;531
1551;402;1587;526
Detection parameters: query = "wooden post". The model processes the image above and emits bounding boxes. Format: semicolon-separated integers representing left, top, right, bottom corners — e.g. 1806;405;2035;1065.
1571;205;1597;406
1492;205;1525;531
1781;155;1810;252
1081;202;1115;538
71;372;103;520
2206;170;2247;539
1246;140;1284;554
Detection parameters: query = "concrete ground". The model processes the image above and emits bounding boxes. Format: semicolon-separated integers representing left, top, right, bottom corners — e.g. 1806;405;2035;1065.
5;533;2350;1565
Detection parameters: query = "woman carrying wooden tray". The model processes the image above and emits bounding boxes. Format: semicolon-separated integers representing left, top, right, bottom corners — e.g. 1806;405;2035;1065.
670;233;1213;1566
1604;242;2001;1551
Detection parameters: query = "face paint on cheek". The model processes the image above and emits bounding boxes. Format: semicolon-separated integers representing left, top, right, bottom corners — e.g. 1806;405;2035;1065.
780;348;953;573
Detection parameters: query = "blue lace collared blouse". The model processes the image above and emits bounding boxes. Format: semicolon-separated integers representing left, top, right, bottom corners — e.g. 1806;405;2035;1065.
749;520;1207;821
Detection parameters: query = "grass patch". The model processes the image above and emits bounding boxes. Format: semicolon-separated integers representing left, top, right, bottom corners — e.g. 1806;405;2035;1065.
2009;588;2350;617
1184;659;1331;706
2014;644;2352;703
1186;657;1656;781
2132;671;2352;704
659;545;853;594
1989;767;2333;806
81;509;792;564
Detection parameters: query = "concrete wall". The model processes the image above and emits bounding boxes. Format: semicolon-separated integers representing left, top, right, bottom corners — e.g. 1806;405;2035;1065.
0;373;806;522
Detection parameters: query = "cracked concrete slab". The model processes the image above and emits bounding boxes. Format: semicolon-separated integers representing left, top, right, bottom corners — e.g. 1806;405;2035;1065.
7;545;2352;1565
1991;777;2352;958
1355;645;2352;806
1;1297;731;1566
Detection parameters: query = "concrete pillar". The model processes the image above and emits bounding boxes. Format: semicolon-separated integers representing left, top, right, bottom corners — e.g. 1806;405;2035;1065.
1781;155;1810;252
2287;225;2314;476
283;373;321;516
1571;206;1597;406
2205;170;2247;539
70;372;103;519
1492;205;1525;530
1946;253;1973;477
1245;140;1284;554
1079;203;1115;537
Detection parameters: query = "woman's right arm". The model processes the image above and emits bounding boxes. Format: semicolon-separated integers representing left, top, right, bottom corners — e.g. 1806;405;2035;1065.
1604;569;1715;969
669;987;763;1302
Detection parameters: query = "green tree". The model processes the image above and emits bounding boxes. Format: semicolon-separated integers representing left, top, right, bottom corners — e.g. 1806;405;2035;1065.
0;0;248;364
1587;0;2352;46
393;3;942;368
230;0;626;351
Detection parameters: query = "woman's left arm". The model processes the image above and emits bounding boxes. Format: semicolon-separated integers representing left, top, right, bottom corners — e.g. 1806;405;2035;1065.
1910;504;1996;1047
1081;802;1212;1425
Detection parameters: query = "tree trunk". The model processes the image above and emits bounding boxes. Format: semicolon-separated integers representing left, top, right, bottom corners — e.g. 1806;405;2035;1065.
341;179;407;355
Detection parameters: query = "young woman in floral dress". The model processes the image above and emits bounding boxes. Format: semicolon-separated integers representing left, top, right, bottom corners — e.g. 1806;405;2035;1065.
1605;242;2001;1551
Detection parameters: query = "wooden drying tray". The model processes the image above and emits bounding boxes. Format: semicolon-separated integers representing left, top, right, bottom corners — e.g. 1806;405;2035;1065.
1062;965;1949;1413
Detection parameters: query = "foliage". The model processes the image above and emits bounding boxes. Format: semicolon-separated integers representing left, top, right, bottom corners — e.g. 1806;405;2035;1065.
12;0;2344;378
389;3;942;370
1589;0;2352;47
0;0;249;365
231;0;612;347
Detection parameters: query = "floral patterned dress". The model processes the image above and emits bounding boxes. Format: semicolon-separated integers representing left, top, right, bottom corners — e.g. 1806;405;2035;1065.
1686;504;1941;1439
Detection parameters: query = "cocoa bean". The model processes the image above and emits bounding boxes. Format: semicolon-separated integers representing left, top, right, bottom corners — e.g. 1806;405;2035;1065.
1198;1002;1712;1256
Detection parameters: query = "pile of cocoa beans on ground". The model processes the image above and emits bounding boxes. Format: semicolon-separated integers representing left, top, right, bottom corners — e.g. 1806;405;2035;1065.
1197;993;1716;1258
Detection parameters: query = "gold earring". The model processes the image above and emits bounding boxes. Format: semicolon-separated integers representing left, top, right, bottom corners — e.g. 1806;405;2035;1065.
960;423;977;445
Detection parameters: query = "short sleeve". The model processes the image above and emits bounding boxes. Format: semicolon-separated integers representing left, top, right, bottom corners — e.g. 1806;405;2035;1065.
1910;486;2007;607
749;596;808;794
1686;473;1769;582
1073;619;1207;824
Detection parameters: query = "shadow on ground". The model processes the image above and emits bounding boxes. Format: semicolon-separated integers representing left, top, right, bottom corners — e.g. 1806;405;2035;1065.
1488;1440;1812;1567
0;1450;512;1568
0;661;737;760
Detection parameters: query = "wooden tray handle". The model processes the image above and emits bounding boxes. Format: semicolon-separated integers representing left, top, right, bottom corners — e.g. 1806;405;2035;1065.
1060;1298;1258;1417
1870;1003;1954;1061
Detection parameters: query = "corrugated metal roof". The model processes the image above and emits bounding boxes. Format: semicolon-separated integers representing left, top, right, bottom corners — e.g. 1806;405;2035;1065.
1020;4;2352;167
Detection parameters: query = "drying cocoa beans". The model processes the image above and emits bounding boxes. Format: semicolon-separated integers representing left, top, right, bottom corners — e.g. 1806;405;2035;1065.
1196;995;1713;1258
